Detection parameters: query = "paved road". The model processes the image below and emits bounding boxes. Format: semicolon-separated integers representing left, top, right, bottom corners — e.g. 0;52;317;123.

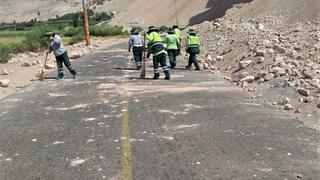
0;42;319;180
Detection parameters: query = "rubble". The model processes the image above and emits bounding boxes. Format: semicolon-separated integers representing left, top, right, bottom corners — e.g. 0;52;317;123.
192;14;319;113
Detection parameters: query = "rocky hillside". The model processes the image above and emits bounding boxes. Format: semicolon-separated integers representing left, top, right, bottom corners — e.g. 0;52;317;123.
190;0;320;116
0;0;255;27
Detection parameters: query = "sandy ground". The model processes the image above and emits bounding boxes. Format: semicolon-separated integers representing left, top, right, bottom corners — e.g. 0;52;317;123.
0;37;123;100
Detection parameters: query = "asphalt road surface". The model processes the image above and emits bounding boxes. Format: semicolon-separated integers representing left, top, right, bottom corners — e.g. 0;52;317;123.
0;42;319;180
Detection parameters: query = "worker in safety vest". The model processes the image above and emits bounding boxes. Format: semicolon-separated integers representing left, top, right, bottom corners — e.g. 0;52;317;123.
185;29;201;71
173;25;181;55
165;28;180;69
146;26;170;80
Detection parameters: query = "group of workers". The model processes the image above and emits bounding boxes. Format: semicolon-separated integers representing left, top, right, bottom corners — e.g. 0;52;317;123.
43;25;201;81
128;25;201;80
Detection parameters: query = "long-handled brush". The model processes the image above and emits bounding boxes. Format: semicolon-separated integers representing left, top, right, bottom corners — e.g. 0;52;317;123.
140;33;147;78
39;52;49;81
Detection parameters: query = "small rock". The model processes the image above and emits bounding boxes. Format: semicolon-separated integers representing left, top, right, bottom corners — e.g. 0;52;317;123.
298;97;304;103
257;57;264;64
44;64;55;70
264;73;275;81
317;104;320;108
0;68;9;75
70;52;82;59
238;81;248;88
290;50;302;59
297;88;310;97
274;45;287;53
302;69;316;79
295;108;302;113
206;55;213;62
0;79;10;87
21;60;31;67
239;60;253;69
202;63;209;70
255;49;266;57
258;71;267;78
284;97;291;104
240;76;255;83
272;67;286;76
257;23;264;30
216;56;224;61
213;22;221;27
224;76;231;81
284;104;293;110
273;56;285;67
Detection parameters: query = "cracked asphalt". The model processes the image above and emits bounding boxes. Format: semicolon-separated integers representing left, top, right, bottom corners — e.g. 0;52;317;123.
0;42;319;180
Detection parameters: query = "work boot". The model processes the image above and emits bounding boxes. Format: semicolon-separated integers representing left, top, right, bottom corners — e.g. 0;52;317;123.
72;71;77;79
56;76;64;80
153;73;160;80
185;65;191;70
164;70;170;80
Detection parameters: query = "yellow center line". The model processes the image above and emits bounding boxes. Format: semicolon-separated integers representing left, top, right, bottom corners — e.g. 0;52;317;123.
121;93;133;180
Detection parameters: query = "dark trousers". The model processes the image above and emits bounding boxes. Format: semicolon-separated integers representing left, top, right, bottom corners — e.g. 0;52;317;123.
188;53;201;70
153;53;170;79
167;49;178;68
55;52;76;77
133;46;143;69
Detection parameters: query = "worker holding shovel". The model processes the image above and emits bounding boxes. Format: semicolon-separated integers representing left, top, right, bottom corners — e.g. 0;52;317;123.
44;31;77;80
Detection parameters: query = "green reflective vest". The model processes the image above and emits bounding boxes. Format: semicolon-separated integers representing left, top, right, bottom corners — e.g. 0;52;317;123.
147;32;165;56
147;32;162;43
166;34;180;50
174;28;181;39
186;35;201;49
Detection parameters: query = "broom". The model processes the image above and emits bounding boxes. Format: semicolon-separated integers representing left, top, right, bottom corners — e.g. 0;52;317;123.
39;52;49;81
140;33;147;78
